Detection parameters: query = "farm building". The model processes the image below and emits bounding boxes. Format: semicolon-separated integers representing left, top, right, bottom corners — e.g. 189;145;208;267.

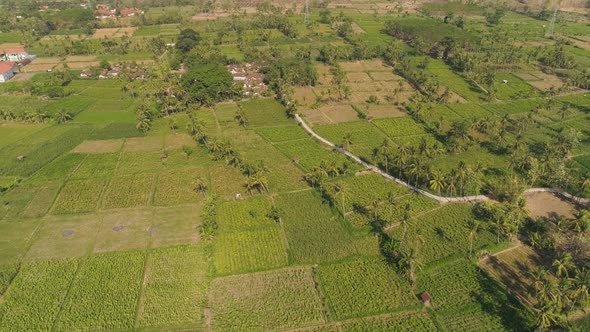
0;62;16;82
226;63;267;96
1;48;29;62
95;9;116;18
120;8;144;16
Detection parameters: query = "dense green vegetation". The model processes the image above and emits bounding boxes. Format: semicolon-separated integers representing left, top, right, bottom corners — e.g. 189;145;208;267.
0;0;588;331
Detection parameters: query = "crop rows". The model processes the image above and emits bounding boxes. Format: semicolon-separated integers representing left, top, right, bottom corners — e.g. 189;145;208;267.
153;168;203;206
51;178;105;214
54;251;146;331
389;204;496;264
216;196;275;231
239;99;292;128
21;182;61;218
214;227;288;275
69;153;119;179
210;266;325;331
137;246;209;328
29;153;86;183
372;117;428;137
102;174;154;209
0;259;78;331
447;103;494;120
317;258;417;320
276;191;379;264
256;125;309;143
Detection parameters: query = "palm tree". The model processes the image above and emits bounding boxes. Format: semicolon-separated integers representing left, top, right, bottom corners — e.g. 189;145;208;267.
54;109;72;124
468;220;480;257
457;161;468;196
342;132;353;150
369;199;381;223
429;170;446;196
235;110;248;128
252;171;269;193
333;181;349;220
552;253;575;279
377;139;392;173
386;191;397;224
136;115;151;132
399;203;412;250
400;248;423;287
194;176;208;197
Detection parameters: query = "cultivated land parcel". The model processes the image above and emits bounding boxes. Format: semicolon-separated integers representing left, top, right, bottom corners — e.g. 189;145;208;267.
0;0;589;331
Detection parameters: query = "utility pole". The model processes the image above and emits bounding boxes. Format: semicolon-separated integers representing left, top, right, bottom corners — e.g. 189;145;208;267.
304;0;310;26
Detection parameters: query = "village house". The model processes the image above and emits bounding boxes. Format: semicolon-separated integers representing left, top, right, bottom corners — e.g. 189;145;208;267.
226;63;267;97
95;8;116;18
0;62;16;83
120;8;144;17
1;48;29;62
96;3;110;10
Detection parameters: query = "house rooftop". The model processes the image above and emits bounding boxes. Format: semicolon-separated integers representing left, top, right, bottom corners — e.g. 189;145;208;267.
0;61;16;74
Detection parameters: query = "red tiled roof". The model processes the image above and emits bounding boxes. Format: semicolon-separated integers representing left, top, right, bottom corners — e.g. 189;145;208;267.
0;62;16;73
3;48;26;54
96;9;115;16
120;8;143;16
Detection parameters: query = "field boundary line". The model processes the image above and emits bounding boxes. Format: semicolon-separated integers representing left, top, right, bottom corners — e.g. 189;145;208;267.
294;114;590;205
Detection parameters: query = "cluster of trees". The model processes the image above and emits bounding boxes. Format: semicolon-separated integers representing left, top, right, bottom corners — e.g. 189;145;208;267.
520;210;589;330
186;113;270;195
304;159;353;191
0;108;71;124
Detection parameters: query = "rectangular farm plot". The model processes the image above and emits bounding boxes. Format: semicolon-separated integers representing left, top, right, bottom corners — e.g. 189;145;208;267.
274;139;356;172
216;196;275;232
447;103;494;120
26;214;99;260
123;136;164;152
346;71;372;83
317;258;417;320
210;267;326;331
238;99;292;128
55;251;146;331
164;133;196;150
0;259;79;331
151;205;201;248
315;104;360;124
93;209;152;253
214;227;288;275
153;168;204;206
372;117;428;137
0;219;42;264
137;246;209;329
276;191;379;264
72;138;124;153
256;126;309;143
21;181;61;218
102;173;154;209
116;151;165;175
209;164;248;199
51;178;105;214
69;153;118;179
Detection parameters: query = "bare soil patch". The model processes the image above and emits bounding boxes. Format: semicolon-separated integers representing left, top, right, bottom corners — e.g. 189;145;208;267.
164;133;196;150
316;64;334;85
123;137;163;152
22;63;55;72
191;12;230;21
73;139;124;154
514;72;540;81
363;59;391;72
524;191;577;219
363;104;406;119
90;28;120;39
318;104;359;123
34;57;62;64
346;71;372;83
62;61;100;69
369;71;399;81
300;108;333;125
293;87;317;107
0;43;23;49
65;55;97;62
340;61;366;72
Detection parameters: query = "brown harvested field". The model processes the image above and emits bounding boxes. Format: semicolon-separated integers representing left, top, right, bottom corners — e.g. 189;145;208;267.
524;191;577;219
340;61;366;72
292;87;317;107
363;104;406;119
164;133;196;150
369;71;399;81
346;71;372;83
123;137;163;152
72;139;124;154
116;27;137;36
65;55;97;62
62;61;100;69
316;64;334;85
514;72;540;81
524;72;564;91
22;63;55;72
300;108;333;125
33;57;62;64
362;59;390;71
480;244;544;304
191;12;230;21
91;28;121;39
318;104;359;123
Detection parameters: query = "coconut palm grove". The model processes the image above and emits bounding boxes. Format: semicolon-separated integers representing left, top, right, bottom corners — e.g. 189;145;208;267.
0;0;589;331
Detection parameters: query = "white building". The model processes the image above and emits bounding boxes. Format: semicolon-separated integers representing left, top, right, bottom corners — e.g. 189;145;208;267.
0;62;16;82
1;48;29;62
